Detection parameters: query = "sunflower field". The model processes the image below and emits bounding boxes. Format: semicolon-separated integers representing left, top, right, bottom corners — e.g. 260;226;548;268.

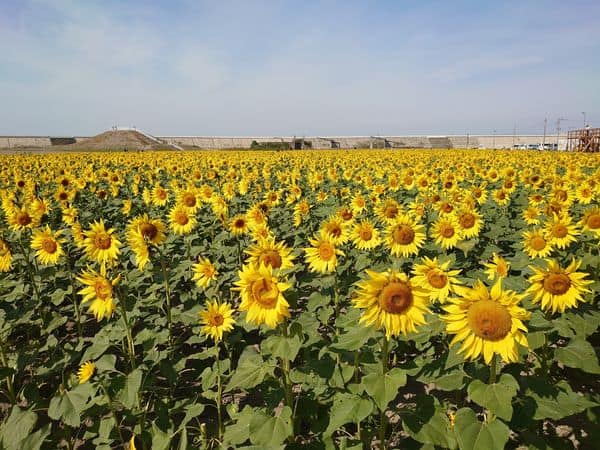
0;149;599;450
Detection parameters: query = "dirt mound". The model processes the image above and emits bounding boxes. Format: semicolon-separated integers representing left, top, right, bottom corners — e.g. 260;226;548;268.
50;130;176;152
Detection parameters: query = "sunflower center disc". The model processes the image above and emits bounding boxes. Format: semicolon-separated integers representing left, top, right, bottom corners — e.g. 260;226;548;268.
42;238;58;254
175;212;189;225
318;242;334;261
587;214;600;229
95;233;112;250
251;278;279;308
359;228;373;241
211;313;224;326
94;280;112;300
427;271;448;289
543;273;571;295
392;225;415;245
260;250;282;269
552;224;568;238
440;224;455;238
459;213;475;229
379;282;413;314
140;223;158;240
530;236;546;251
183;193;196;207
467;301;512;341
384;205;398;218
17;212;32;226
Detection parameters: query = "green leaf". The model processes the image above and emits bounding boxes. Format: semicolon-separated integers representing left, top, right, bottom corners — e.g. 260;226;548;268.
117;368;143;409
402;395;456;448
151;422;171;450
555;338;600;374
226;348;274;391
454;408;510;450
261;334;302;362
20;424;51;450
526;380;598;420
324;393;373;436
0;407;37;450
249;406;293;447
362;368;407;410
331;326;377;351
48;383;92;427
467;374;519;421
223;406;255;446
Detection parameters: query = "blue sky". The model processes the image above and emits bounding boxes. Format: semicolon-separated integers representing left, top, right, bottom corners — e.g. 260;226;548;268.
1;0;599;136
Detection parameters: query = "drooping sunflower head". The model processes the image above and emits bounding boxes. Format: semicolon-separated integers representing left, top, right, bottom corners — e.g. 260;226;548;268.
526;259;592;314
353;269;430;339
442;279;530;364
199;300;235;342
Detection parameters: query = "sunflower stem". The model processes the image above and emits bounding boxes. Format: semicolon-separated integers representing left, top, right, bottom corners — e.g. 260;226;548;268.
18;234;42;305
333;269;340;336
0;339;16;404
116;288;136;369
66;251;83;340
280;324;295;439
215;343;224;442
158;248;173;352
99;382;125;444
489;353;497;384
379;336;389;449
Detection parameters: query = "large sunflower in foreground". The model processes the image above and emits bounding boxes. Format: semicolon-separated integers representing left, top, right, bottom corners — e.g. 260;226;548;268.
77;265;120;321
83;219;121;265
526;259;592;314
385;215;426;258
353;269;430;339
199;300;235;343
234;263;291;328
126;215;166;270
544;214;579;250
442;280;530;364
30;226;66;265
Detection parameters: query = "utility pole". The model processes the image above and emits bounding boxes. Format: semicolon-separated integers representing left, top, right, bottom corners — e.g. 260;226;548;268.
542;117;547;150
556;117;566;151
582;112;586;128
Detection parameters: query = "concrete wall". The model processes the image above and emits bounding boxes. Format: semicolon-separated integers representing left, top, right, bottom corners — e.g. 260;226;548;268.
0;134;569;150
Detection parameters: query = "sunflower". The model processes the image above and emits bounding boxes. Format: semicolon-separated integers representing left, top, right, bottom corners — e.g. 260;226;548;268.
199;300;236;342
8;206;40;231
319;215;350;245
230;215;249;236
151;184;169;206
293;200;311;227
581;206;600;236
544;214;579;249
122;199;132;216
77;265;120;321
126;215;166;270
351;220;382;250
376;198;402;224
83;219;121;265
350;194;367;215
575;183;595;205
456;208;483;239
412;256;462;303
77;361;96;384
483;253;510;281
522;228;553;259
245;237;295;271
233;263;291;328
169;205;196;235
192;258;218;288
522;206;541;225
353;269;430;339
304;234;343;273
526;259;592;314
385;215;426;258
62;206;79;226
0;239;12;272
30;226;65;265
177;188;200;213
442;279;530;364
431;215;462;250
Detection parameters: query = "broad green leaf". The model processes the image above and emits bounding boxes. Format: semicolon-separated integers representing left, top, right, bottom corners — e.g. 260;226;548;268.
467;374;519;421
48;383;92;427
331;326;377;351
249;406;293;447
261;334;302;362
555;338;600;374
117;368;143;409
20;424;51;450
362;368;407;410
402;395;456;448
527;380;598;420
151;422;171;450
324;393;373;436
226;348;274;391
223;406;255;446
454;407;510;450
0;407;37;450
